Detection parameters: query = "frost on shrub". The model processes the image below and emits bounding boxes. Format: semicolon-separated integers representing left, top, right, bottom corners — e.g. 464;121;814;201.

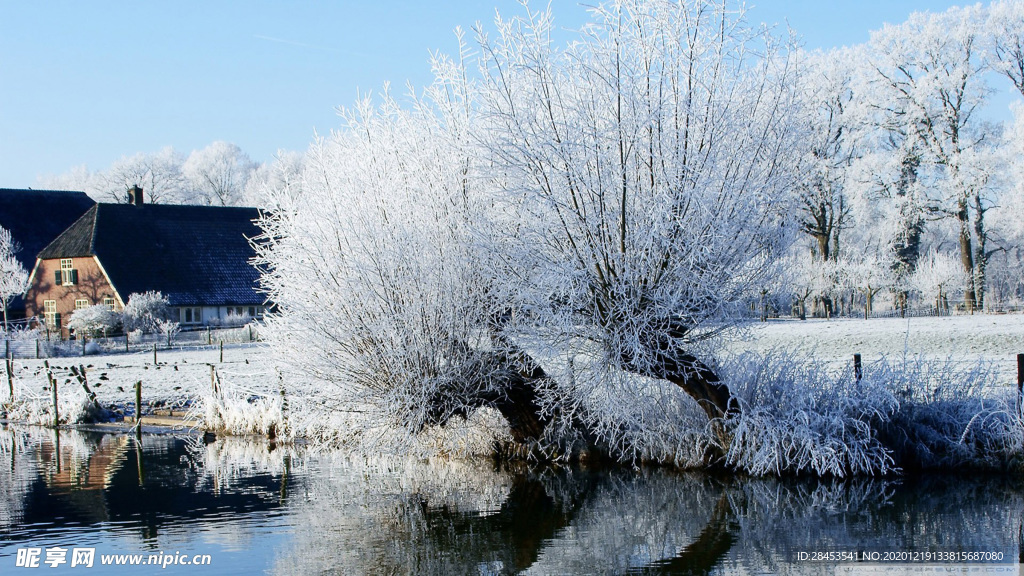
719;352;1024;475
722;352;898;476
66;305;120;338
122;291;171;333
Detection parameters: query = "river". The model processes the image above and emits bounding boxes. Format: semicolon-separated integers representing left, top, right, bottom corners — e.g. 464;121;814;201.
1;424;1020;575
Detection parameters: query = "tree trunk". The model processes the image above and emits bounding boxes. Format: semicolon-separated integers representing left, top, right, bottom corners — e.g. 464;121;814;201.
972;193;987;311
622;348;738;455
956;199;977;312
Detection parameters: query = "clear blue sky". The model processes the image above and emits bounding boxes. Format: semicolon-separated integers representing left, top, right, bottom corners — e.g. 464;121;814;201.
0;0;1014;188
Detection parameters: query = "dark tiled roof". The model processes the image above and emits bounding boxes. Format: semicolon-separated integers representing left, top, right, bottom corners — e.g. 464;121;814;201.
0;188;96;270
39;203;265;307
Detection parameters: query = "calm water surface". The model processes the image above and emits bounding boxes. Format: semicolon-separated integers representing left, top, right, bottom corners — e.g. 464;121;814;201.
1;424;1021;575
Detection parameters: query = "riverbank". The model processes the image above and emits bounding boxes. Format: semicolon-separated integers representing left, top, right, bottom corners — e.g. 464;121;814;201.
3;314;1022;473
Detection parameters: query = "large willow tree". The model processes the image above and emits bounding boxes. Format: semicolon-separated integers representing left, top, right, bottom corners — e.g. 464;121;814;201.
256;0;804;460
476;1;802;425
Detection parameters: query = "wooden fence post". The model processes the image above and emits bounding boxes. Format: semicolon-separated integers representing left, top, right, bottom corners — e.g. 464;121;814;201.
125;333;129;353
152;343;157;366
219;340;224;363
210;365;219;396
45;361;59;428
35;339;40;359
5;355;13;401
135;380;142;424
854;354;863;382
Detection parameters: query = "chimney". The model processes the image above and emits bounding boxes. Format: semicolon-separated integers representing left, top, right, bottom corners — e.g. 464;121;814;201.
128;185;144;206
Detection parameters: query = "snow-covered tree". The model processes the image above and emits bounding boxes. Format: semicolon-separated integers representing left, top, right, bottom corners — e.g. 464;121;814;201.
865;4;997;311
255;0;804;459
910;250;968;313
66;305;120;338
253;46;504;439
795;48;862;264
0;227;29;330
121;291;171;334
182;141;258;206
91;147;186;204
986;0;1024;97
475;0;802;429
243;150;305;208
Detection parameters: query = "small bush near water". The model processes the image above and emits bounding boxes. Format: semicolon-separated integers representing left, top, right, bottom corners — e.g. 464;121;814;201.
722;352;1023;475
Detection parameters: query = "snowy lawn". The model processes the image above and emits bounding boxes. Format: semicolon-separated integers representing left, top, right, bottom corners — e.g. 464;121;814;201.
729;313;1024;385
2;343;275;424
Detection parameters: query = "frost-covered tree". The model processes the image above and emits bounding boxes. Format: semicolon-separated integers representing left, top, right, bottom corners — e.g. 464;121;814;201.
253;48;509;438
0;227;29;330
256;0;804;458
910;251;968;313
66;305;120;338
182;141;258;206
475;0;802;433
91;147;186;204
865;4;997;311
121;291;171;334
243;150;305;208
795;48;861;264
986;0;1024;97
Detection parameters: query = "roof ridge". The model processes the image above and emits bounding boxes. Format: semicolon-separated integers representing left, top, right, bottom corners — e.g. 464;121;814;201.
89;204;100;254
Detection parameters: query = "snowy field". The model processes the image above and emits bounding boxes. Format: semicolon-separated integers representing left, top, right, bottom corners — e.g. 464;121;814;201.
2;343;274;423
729;313;1024;385
4;313;1023;427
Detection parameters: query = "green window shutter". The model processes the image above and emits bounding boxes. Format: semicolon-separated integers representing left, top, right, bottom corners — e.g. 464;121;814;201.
54;313;62;328
55;270;62;285
70;269;79;285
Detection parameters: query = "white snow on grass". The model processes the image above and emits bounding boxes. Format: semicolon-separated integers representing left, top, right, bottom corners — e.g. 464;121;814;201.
2;343;274;425
730;314;1024;384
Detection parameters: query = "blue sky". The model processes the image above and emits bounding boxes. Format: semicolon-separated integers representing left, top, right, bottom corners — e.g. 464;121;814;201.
0;1;1014;188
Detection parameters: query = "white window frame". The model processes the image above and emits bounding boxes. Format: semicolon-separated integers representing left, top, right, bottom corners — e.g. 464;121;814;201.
44;300;57;328
60;259;75;286
103;297;115;311
75;299;89;310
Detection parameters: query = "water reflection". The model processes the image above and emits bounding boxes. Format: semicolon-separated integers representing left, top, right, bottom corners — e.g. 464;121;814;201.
2;423;1022;575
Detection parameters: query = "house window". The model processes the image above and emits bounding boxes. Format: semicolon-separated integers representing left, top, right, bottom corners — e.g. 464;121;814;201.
44;300;59;329
75;299;89;310
57;258;78;286
181;307;202;324
103;297;115;311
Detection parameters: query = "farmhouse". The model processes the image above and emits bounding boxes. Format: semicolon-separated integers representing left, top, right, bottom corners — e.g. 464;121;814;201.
0;188;96;320
24;187;266;337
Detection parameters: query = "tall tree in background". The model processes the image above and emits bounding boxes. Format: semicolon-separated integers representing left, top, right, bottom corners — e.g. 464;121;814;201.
866;4;996;311
796;49;859;265
987;0;1024;97
182;141;258;206
92;147;186;204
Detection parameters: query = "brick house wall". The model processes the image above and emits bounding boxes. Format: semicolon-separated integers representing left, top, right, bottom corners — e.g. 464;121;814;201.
25;256;122;338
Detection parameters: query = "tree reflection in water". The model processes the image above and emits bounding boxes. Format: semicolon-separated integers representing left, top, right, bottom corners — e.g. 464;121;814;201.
1;425;1021;575
272;459;1023;575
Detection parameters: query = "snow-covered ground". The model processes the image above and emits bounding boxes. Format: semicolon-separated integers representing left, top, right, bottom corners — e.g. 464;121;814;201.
4;313;1022;428
729;313;1024;384
2;343;274;423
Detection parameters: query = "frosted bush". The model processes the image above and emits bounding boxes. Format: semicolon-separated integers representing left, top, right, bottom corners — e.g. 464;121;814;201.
122;291;171;333
719;351;1024;475
4;383;99;426
722;351;898;476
